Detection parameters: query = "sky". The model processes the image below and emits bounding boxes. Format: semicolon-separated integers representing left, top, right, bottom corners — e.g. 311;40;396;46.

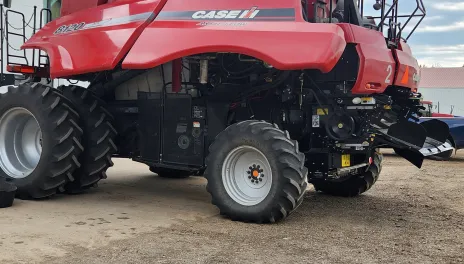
363;0;464;68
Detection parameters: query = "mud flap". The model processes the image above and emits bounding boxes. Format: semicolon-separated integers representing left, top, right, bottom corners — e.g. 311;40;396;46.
420;119;449;144
387;121;427;148
393;148;424;168
378;120;453;168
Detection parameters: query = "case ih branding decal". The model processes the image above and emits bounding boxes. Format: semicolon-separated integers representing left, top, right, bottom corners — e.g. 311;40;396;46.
156;8;296;21
192;7;260;19
53;8;295;35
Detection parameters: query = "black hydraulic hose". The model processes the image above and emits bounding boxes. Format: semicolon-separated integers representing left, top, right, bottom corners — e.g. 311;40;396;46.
306;89;328;115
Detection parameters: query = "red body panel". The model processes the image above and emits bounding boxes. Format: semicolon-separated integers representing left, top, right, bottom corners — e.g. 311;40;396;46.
122;0;346;73
21;0;420;95
338;24;396;94
123;23;345;72
22;0;165;78
394;41;420;91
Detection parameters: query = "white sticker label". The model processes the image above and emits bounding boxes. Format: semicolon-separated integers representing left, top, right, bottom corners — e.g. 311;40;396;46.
193;122;201;128
312;115;320;128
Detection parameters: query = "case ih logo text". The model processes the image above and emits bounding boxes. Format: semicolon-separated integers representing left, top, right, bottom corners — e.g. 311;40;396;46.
192;7;260;20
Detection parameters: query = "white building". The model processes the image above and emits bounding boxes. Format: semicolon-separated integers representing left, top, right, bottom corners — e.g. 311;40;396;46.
419;67;464;117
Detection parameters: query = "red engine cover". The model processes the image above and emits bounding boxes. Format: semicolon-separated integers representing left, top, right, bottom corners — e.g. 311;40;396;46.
23;0;166;78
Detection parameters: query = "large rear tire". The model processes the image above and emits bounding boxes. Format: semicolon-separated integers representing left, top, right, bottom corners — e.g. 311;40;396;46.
205;121;308;223
58;86;117;193
0;83;83;199
311;152;383;197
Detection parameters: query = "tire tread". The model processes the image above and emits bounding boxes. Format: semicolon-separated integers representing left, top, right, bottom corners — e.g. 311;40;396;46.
58;86;117;193
205;121;308;223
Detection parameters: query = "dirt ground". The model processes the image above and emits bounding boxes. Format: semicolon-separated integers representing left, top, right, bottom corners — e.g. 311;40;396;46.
0;151;463;264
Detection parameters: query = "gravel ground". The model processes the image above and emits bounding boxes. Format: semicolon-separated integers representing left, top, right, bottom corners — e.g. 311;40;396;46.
1;151;463;264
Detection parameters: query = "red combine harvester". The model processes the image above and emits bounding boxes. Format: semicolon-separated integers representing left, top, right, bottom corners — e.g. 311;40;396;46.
0;0;453;222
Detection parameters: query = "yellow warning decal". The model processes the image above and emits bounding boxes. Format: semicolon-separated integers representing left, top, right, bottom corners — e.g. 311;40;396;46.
317;108;329;115
341;154;351;167
360;97;375;104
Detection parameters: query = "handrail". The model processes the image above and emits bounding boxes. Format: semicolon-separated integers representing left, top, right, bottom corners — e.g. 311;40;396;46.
365;0;426;42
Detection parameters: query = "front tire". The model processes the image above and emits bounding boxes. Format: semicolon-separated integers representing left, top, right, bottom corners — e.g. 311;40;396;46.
0;83;83;199
311;152;383;197
205;121;308;223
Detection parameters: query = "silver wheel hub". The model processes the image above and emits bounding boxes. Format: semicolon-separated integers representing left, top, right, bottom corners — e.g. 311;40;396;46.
0;107;42;179
222;146;272;206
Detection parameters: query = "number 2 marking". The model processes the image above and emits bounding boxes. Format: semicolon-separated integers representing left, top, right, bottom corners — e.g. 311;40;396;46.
385;65;392;84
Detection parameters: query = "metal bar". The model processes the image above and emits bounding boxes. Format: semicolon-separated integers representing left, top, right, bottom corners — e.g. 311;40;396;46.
6;10;11;66
360;0;364;17
371;14;425;19
0;4;4;85
397;7;419;39
406;15;425;40
329;0;332;23
6;10;29;66
8;32;25;37
39;9;52;68
9;55;28;58
380;0;385;32
32;6;36;68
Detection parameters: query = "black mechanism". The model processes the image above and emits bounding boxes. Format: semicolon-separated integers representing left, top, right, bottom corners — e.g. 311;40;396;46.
325;112;356;140
136;92;206;170
138;92;163;162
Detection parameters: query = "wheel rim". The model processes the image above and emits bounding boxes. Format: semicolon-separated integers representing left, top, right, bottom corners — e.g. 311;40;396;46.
0;107;42;179
222;146;272;206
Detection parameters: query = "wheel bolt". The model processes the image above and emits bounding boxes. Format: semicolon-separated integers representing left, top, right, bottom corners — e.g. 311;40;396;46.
261;174;264;177
249;166;252;170
247;171;251;174
259;178;263;182
248;176;251;179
